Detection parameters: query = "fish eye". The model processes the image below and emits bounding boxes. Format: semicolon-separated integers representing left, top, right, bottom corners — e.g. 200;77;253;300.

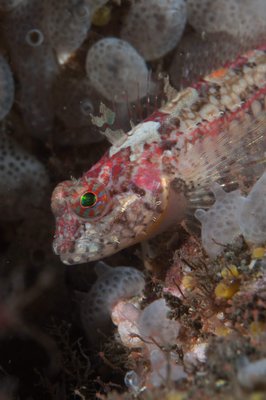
71;181;109;219
80;191;97;208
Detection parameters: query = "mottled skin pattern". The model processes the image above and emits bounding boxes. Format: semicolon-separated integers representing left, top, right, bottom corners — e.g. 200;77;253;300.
51;47;266;265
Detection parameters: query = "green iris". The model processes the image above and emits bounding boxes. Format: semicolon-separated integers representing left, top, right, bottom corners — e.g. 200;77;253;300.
80;192;97;207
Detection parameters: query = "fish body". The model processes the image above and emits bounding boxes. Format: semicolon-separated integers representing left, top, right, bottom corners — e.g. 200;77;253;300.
52;46;266;264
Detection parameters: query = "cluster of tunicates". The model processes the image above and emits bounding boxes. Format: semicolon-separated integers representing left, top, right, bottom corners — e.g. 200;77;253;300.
138;299;186;387
0;0;188;224
85;0;188;103
0;0;263;143
112;298;186;388
195;171;266;258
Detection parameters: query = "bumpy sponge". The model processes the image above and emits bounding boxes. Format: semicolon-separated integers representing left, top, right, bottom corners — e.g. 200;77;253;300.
195;172;266;257
239;172;266;245
80;262;145;343
187;0;266;42
0;131;49;220
86;38;150;103
121;0;186;61
45;0;91;64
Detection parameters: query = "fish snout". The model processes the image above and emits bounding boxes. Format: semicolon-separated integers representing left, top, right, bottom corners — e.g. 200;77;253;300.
51;180;73;216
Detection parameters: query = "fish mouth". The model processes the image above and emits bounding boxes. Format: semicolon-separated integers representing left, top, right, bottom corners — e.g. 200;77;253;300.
53;238;75;258
53;233;104;265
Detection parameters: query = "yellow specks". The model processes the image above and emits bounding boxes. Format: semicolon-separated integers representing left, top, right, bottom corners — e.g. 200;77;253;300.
215;325;232;337
166;391;187;400
215;379;227;389
221;265;239;279
181;275;195;291
92;6;111;26
249;392;266;400
252;247;265;259
249;321;266;336
215;280;240;299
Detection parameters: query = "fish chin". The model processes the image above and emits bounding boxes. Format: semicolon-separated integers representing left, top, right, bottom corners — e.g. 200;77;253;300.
58;231;137;265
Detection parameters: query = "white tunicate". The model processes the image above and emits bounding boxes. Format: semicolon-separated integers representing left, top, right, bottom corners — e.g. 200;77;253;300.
183;342;208;368
3;0;59;139
86;38;151;103
121;0;187;61
124;370;141;394
195;184;245;258
79;262;145;343
149;348;187;387
239;171;266;245
45;0;91;64
0;131;49;220
187;0;266;43
111;301;143;348
0;55;14;121
237;358;266;390
138;299;180;347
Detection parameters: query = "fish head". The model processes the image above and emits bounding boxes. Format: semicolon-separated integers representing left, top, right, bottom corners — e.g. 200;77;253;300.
51;157;177;264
